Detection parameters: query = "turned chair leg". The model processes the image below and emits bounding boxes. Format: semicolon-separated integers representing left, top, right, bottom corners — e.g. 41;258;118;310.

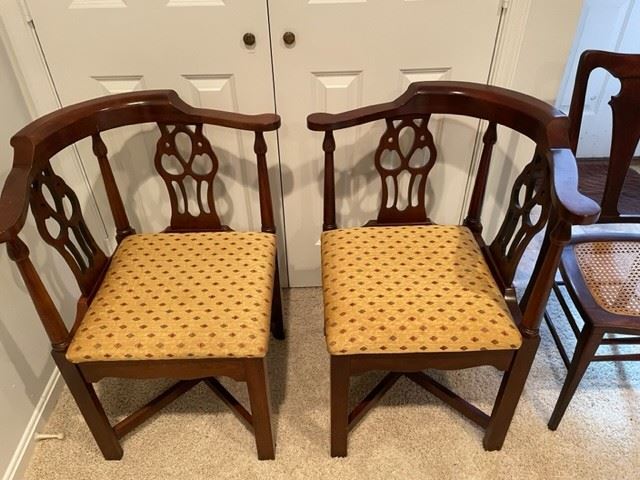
270;263;285;340
483;335;540;451
52;351;123;460
246;357;275;460
548;324;603;430
330;356;350;457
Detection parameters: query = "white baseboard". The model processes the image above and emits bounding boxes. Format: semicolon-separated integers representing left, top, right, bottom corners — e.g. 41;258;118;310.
2;369;63;480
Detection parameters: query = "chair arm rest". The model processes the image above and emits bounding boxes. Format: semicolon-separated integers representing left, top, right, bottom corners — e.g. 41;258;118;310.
548;148;600;226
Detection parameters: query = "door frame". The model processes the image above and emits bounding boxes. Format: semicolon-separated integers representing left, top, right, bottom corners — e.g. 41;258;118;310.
2;0;534;272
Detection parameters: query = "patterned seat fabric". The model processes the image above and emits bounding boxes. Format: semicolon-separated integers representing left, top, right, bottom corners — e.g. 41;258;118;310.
321;225;522;355
67;232;276;363
573;241;640;316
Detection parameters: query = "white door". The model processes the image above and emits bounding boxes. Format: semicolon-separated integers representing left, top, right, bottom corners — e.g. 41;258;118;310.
269;0;504;286
25;0;288;283
556;0;640;157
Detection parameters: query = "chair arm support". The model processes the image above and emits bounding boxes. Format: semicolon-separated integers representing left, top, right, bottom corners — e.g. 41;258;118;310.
5;236;69;350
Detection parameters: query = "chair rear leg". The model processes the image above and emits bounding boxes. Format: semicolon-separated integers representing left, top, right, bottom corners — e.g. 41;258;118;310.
246;357;275;460
330;356;350;457
483;335;540;451
270;262;285;340
548;324;603;430
52;351;123;460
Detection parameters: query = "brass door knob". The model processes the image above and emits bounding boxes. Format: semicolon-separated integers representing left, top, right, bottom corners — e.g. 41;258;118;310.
243;33;256;47
283;31;296;46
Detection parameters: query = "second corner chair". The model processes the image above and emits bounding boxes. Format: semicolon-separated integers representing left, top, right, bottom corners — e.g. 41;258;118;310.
307;81;600;456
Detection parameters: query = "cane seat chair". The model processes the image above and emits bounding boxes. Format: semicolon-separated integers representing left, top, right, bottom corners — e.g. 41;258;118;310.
0;91;284;460
307;81;600;456
544;50;640;430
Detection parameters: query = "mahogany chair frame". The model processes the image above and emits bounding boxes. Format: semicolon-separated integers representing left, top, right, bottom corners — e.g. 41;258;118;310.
307;81;600;456
543;50;640;430
0;90;284;460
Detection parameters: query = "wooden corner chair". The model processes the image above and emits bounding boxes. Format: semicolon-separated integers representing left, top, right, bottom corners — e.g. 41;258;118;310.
0;91;284;460
543;50;640;430
307;81;601;456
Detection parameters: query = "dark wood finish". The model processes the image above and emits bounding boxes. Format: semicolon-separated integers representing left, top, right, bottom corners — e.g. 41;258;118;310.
465;121;497;234
205;378;254;431
6;237;70;349
406;372;490;428
308;80;599;456
154;123;223;231
91;133;135;243
490;151;551;286
330;356;350;457
29;164;108;295
245;358;275;460
52;351;123;460
322;130;337;231
113;380;200;438
544;51;640;429
375;116;436;224
270;262;285;340
348;372;401;431
0;90;282;460
568;51;640;223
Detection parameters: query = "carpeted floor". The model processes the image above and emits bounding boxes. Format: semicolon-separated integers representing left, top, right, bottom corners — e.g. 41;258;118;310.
23;288;639;480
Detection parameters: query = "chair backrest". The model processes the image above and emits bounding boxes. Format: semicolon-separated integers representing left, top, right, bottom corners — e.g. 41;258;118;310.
0;90;279;348
568;49;640;223
308;81;600;333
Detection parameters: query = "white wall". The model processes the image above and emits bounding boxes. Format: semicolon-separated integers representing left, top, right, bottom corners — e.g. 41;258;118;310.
0;23;79;479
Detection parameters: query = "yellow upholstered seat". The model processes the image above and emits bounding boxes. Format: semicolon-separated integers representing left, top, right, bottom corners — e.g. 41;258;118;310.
573;241;640;316
67;232;276;363
321;225;522;355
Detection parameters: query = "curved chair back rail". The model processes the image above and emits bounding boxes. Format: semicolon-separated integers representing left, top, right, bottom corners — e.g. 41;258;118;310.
308;81;599;334
0;90;281;348
0;90;280;244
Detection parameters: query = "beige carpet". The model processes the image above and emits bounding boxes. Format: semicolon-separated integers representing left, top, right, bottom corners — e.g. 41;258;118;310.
24;288;639;480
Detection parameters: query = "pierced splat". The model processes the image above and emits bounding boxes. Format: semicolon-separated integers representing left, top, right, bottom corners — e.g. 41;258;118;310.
489;152;551;284
154;123;222;231
374;117;436;224
30;165;107;295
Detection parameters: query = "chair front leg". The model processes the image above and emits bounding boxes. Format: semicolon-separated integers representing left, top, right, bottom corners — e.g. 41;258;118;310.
548;324;603;430
246;357;275;460
52;351;123;460
270;261;285;340
483;335;540;451
330;355;350;457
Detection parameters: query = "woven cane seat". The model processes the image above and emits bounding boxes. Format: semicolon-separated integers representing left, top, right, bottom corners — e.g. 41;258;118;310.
573;241;640;317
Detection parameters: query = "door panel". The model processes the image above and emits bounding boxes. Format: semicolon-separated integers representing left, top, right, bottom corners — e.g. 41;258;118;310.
26;0;288;283
270;0;503;286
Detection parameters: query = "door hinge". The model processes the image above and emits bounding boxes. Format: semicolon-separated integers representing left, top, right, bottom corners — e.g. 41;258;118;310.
18;0;34;25
501;0;510;11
